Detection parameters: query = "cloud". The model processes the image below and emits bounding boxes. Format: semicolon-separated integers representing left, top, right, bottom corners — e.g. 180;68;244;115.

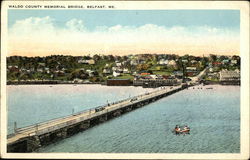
65;18;85;32
8;16;240;56
10;16;55;36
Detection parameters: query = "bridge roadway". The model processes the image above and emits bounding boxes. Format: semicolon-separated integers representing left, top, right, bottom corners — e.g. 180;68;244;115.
7;85;183;146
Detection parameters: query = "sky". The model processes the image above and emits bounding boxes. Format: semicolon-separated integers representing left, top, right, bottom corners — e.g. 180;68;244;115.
8;10;240;57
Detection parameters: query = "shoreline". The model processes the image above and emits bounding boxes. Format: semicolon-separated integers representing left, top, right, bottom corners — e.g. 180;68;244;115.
7;80;102;85
6;80;240;86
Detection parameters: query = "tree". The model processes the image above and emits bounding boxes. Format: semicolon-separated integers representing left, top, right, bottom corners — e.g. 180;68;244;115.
209;54;217;62
136;64;149;71
93;54;101;61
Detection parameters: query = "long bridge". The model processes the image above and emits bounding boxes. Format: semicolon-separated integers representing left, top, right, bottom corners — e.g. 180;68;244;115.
7;83;192;152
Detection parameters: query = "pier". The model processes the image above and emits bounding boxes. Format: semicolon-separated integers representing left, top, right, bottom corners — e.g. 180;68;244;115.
7;84;190;152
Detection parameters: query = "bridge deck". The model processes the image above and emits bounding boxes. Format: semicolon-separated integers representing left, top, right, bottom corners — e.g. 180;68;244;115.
7;85;182;145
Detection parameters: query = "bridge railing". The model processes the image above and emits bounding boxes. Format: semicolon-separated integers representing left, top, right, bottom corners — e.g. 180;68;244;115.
35;107;113;135
15;108;94;133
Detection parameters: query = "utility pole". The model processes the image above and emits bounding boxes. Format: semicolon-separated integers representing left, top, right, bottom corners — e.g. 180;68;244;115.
181;60;186;83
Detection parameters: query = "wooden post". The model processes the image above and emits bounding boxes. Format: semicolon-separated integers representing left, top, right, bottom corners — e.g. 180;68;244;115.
35;124;38;134
14;122;17;134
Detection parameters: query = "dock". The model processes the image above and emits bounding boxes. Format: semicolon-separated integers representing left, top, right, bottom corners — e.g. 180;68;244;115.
7;84;190;152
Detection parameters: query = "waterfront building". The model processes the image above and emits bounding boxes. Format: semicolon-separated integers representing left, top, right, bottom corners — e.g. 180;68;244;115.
106;79;131;86
173;71;183;79
133;79;178;87
219;69;240;81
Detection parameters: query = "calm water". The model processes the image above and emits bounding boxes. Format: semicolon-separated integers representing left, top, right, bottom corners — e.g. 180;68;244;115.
7;85;240;153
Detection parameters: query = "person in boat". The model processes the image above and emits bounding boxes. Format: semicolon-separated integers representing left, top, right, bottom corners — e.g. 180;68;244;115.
182;125;190;135
175;125;181;135
183;125;188;130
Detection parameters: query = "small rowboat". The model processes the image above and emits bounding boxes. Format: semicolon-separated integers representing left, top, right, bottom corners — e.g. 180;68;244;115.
172;127;190;135
181;129;190;133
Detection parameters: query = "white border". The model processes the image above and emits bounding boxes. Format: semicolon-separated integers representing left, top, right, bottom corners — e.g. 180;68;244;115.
1;1;249;159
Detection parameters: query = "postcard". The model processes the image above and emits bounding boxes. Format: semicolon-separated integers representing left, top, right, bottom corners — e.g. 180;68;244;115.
1;1;249;159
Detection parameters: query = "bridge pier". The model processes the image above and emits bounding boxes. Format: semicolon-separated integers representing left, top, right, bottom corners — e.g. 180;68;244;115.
79;120;90;130
134;103;141;108
99;114;108;122
125;106;132;112
39;133;52;146
67;125;80;136
27;136;41;152
56;131;63;137
61;128;68;138
113;110;122;117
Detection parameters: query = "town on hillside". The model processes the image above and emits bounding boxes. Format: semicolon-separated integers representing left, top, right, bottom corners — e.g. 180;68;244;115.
7;54;240;87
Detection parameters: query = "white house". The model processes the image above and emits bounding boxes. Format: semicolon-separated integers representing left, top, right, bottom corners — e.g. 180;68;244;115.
182;59;188;63
86;69;94;77
112;67;117;71
117;67;123;72
231;59;237;64
149;75;158;80
113;71;121;77
130;60;138;66
168;60;176;66
78;59;95;65
37;68;44;73
123;68;130;74
158;59;168;65
209;67;213;72
186;67;197;71
190;60;197;64
116;62;122;67
103;68;111;74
